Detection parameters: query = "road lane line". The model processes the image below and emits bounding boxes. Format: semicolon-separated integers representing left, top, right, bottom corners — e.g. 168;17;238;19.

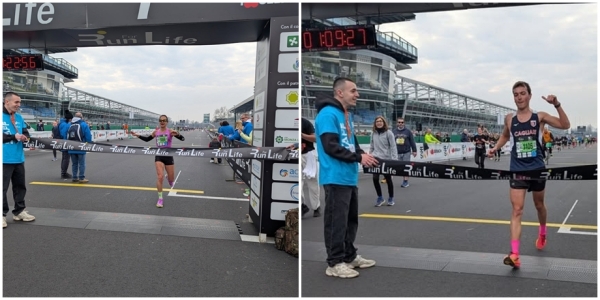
169;191;248;201
30;181;204;194
360;213;597;230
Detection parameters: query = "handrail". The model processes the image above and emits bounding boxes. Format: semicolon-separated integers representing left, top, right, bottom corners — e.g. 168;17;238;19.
376;31;418;57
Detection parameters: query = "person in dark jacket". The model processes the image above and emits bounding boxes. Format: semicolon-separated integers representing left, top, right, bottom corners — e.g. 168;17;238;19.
391;118;417;188
67;112;93;183
208;137;222;164
58;110;74;179
51;120;60;161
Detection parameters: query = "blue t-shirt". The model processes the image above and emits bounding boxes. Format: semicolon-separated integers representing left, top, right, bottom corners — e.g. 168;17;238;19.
315;106;358;186
3;112;26;164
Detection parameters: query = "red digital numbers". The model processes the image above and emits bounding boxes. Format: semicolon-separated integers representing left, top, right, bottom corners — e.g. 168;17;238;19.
301;26;374;51
302;31;312;49
3;55;40;71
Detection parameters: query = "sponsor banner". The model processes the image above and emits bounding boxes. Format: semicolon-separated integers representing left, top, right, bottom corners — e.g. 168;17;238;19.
277;53;299;73
270;202;299;221
27;138;299;161
250;191;260;217
276;88;299;107
273;130;299;147
252;159;262;178
363;160;597;181
272;162;299;182
271;182;299;201
274;109;299;129
252;130;263;147
251;174;261;197
279;32;299;52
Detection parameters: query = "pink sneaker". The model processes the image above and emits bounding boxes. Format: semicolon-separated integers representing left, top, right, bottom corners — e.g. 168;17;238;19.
156;198;164;208
168;181;174;188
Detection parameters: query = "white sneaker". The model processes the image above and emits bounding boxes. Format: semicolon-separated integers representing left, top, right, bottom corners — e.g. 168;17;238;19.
326;263;359;278
347;255;376;269
13;211;35;222
3;217;6;228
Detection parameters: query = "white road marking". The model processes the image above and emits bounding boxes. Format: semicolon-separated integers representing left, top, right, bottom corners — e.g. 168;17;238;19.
240;234;275;244
168;191;248;202
558;200;597;236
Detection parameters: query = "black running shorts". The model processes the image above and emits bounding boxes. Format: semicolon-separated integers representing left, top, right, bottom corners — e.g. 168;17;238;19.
155;155;174;166
509;178;546;192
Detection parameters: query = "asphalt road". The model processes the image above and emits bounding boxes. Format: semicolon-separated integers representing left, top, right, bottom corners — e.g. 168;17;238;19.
301;145;597;297
3;130;298;297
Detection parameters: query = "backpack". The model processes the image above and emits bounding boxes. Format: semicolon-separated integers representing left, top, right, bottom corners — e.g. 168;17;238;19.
67;123;84;142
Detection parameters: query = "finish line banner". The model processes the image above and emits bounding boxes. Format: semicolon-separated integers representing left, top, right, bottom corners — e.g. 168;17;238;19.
26;138;299;161
363;159;597;181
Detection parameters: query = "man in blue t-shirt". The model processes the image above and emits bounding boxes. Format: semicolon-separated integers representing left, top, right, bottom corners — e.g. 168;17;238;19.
2;92;36;228
315;77;378;279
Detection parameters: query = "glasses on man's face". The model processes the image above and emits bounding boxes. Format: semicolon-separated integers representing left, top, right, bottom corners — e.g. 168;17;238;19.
159;119;167;122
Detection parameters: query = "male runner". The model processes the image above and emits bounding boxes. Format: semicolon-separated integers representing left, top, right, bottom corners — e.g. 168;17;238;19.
488;81;570;269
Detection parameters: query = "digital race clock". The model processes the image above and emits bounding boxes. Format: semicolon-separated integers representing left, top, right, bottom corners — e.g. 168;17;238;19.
302;25;377;52
3;54;44;71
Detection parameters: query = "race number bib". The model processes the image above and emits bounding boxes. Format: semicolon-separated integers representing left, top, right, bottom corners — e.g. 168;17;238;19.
396;137;405;145
516;140;537;158
157;134;168;147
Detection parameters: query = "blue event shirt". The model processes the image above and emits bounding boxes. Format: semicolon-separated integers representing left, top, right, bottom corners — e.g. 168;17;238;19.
315;106;358;186
3;111;26;164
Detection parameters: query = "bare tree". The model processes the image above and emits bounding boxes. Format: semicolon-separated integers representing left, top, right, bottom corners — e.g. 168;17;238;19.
213;106;232;121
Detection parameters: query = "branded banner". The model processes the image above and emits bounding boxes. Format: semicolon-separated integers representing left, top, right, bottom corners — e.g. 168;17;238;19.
26;138;299;161
364;159;597;181
359;142;512;163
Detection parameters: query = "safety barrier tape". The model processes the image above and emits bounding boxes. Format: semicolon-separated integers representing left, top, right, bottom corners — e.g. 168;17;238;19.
27;138;298;161
363;159;597;180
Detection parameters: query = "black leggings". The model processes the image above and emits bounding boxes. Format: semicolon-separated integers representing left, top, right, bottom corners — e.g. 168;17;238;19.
475;149;486;169
372;174;394;198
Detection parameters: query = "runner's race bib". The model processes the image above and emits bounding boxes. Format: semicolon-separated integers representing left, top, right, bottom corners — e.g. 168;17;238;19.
157;134;168;147
516;140;537;158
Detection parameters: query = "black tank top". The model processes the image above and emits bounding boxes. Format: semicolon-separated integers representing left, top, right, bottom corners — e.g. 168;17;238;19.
509;113;545;171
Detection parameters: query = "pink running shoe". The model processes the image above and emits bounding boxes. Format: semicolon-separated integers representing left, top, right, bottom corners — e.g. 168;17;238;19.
156;198;164;208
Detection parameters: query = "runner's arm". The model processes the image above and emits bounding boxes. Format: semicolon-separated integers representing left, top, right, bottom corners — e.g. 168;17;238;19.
540;97;570;129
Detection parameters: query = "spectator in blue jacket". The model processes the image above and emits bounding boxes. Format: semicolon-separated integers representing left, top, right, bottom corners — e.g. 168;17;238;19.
460;129;470;160
238;113;253;144
218;121;235;140
58;110;74;179
67;112;93;183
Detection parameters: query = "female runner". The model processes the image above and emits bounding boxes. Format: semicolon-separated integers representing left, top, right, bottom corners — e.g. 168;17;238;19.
131;115;185;207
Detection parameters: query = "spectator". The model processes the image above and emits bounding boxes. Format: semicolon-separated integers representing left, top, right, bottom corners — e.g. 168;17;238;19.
96;123;100;130
3;92;35;228
392;117;417;187
300;117;320;218
218;121;235;143
443;133;451;143
67;112;93;183
58;110;74;179
208;137;222;164
36;119;44;131
460;129;470;160
239;113;253;144
227;121;243;142
51;120;60;161
106;121;111;130
370;116;398;207
314;77;378;279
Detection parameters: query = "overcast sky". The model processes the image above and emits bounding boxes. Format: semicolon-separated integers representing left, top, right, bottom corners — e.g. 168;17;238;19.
57;42;257;123
380;3;597;128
